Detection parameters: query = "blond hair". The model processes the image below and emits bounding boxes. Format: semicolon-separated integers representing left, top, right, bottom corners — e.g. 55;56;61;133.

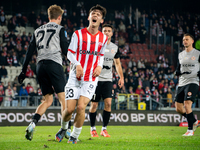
48;4;64;20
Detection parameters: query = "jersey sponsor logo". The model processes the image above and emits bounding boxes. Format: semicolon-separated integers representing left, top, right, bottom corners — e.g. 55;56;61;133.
98;42;103;47
104;57;114;61
79;50;101;56
105;49;109;52
182;64;195;67
191;56;196;60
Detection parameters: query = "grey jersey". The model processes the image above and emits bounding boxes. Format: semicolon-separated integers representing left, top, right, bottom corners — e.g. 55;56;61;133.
99;42;120;81
178;48;200;87
34;22;64;65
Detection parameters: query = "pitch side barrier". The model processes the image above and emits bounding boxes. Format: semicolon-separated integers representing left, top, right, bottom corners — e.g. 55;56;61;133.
0;108;199;126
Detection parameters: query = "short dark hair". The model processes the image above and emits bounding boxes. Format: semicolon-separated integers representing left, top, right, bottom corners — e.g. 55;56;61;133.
102;24;113;30
89;4;107;19
184;33;194;40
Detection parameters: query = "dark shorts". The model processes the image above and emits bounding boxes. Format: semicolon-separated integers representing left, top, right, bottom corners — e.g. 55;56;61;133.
36;60;66;96
174;83;199;103
91;81;113;102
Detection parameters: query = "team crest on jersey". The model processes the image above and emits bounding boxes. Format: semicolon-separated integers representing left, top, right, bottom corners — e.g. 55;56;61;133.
191;56;195;60
187;92;192;96
111;49;115;54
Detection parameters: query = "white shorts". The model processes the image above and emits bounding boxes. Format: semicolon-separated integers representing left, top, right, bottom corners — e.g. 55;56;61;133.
65;78;97;100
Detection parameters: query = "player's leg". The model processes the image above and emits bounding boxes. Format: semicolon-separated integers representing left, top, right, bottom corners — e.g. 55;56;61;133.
101;97;112;137
183;84;199;136
68;96;90;144
69;81;97;143
26;94;53;141
25;61;54;141
100;81;113;137
175;87;187;118
89;82;102;137
55;80;79;142
55;99;77;142
89;101;99;137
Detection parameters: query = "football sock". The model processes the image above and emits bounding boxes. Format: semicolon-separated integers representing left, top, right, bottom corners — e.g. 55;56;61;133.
89;111;97;127
91;126;96;131
32;113;41;125
186;112;196;130
102;126;107;131
103;110;111;127
71;126;82;139
61;119;69;130
68;120;71;129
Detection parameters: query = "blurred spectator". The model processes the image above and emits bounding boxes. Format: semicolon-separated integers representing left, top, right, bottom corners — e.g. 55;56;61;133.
26;65;34;78
25;83;34;94
7;20;16;32
166;87;173;107
133;33;140;43
118;20;126;33
36;15;42;28
12;86;19;107
4;85;14;107
12;52;20;66
135;85;145;100
29;60;36;74
3;31;9;43
118;35;126;47
19;85;28;107
6;53;13;66
28;88;37;106
144;86;152;110
0;12;6;25
139;24;147;43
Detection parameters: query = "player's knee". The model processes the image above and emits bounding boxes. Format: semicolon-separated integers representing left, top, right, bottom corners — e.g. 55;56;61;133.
104;102;111;109
91;102;98;111
66;109;74;115
76;105;85;113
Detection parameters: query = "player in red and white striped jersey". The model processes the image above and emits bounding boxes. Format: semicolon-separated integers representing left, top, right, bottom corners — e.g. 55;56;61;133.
55;4;107;143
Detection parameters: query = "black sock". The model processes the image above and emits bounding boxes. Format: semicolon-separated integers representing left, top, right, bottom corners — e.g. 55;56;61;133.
89;111;97;127
103;110;111;127
182;113;187;118
186;112;196;130
32;113;41;125
68;120;71;129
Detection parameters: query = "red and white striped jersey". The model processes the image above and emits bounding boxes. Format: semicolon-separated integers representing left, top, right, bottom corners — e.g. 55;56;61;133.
68;28;108;81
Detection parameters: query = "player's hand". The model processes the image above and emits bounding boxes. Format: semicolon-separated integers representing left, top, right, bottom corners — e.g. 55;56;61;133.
93;66;102;77
118;78;124;88
18;72;26;84
76;65;83;78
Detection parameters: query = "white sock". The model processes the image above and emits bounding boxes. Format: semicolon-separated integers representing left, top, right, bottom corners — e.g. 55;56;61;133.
91;126;96;131
30;122;35;128
188;129;193;133
61;119;69;130
102;126;107;131
71;126;82;139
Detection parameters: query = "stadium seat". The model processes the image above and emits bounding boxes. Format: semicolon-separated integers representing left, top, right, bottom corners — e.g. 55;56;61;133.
142;43;148;49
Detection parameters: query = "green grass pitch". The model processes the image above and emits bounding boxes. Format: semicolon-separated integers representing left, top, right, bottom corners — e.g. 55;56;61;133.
0;126;199;150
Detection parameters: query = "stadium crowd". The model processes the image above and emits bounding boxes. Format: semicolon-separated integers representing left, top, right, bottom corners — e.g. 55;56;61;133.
0;2;200;109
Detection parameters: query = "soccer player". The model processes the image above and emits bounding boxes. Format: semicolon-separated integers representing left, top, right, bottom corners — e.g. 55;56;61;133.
89;24;124;137
175;33;200;136
18;4;68;141
55;4;107;144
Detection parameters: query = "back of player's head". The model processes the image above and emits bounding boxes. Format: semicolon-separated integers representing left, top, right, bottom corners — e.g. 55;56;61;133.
184;33;194;41
102;24;113;30
89;4;107;19
48;4;64;20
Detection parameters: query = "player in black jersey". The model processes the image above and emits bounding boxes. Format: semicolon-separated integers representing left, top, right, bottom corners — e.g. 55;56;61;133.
175;33;200;136
18;4;69;141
